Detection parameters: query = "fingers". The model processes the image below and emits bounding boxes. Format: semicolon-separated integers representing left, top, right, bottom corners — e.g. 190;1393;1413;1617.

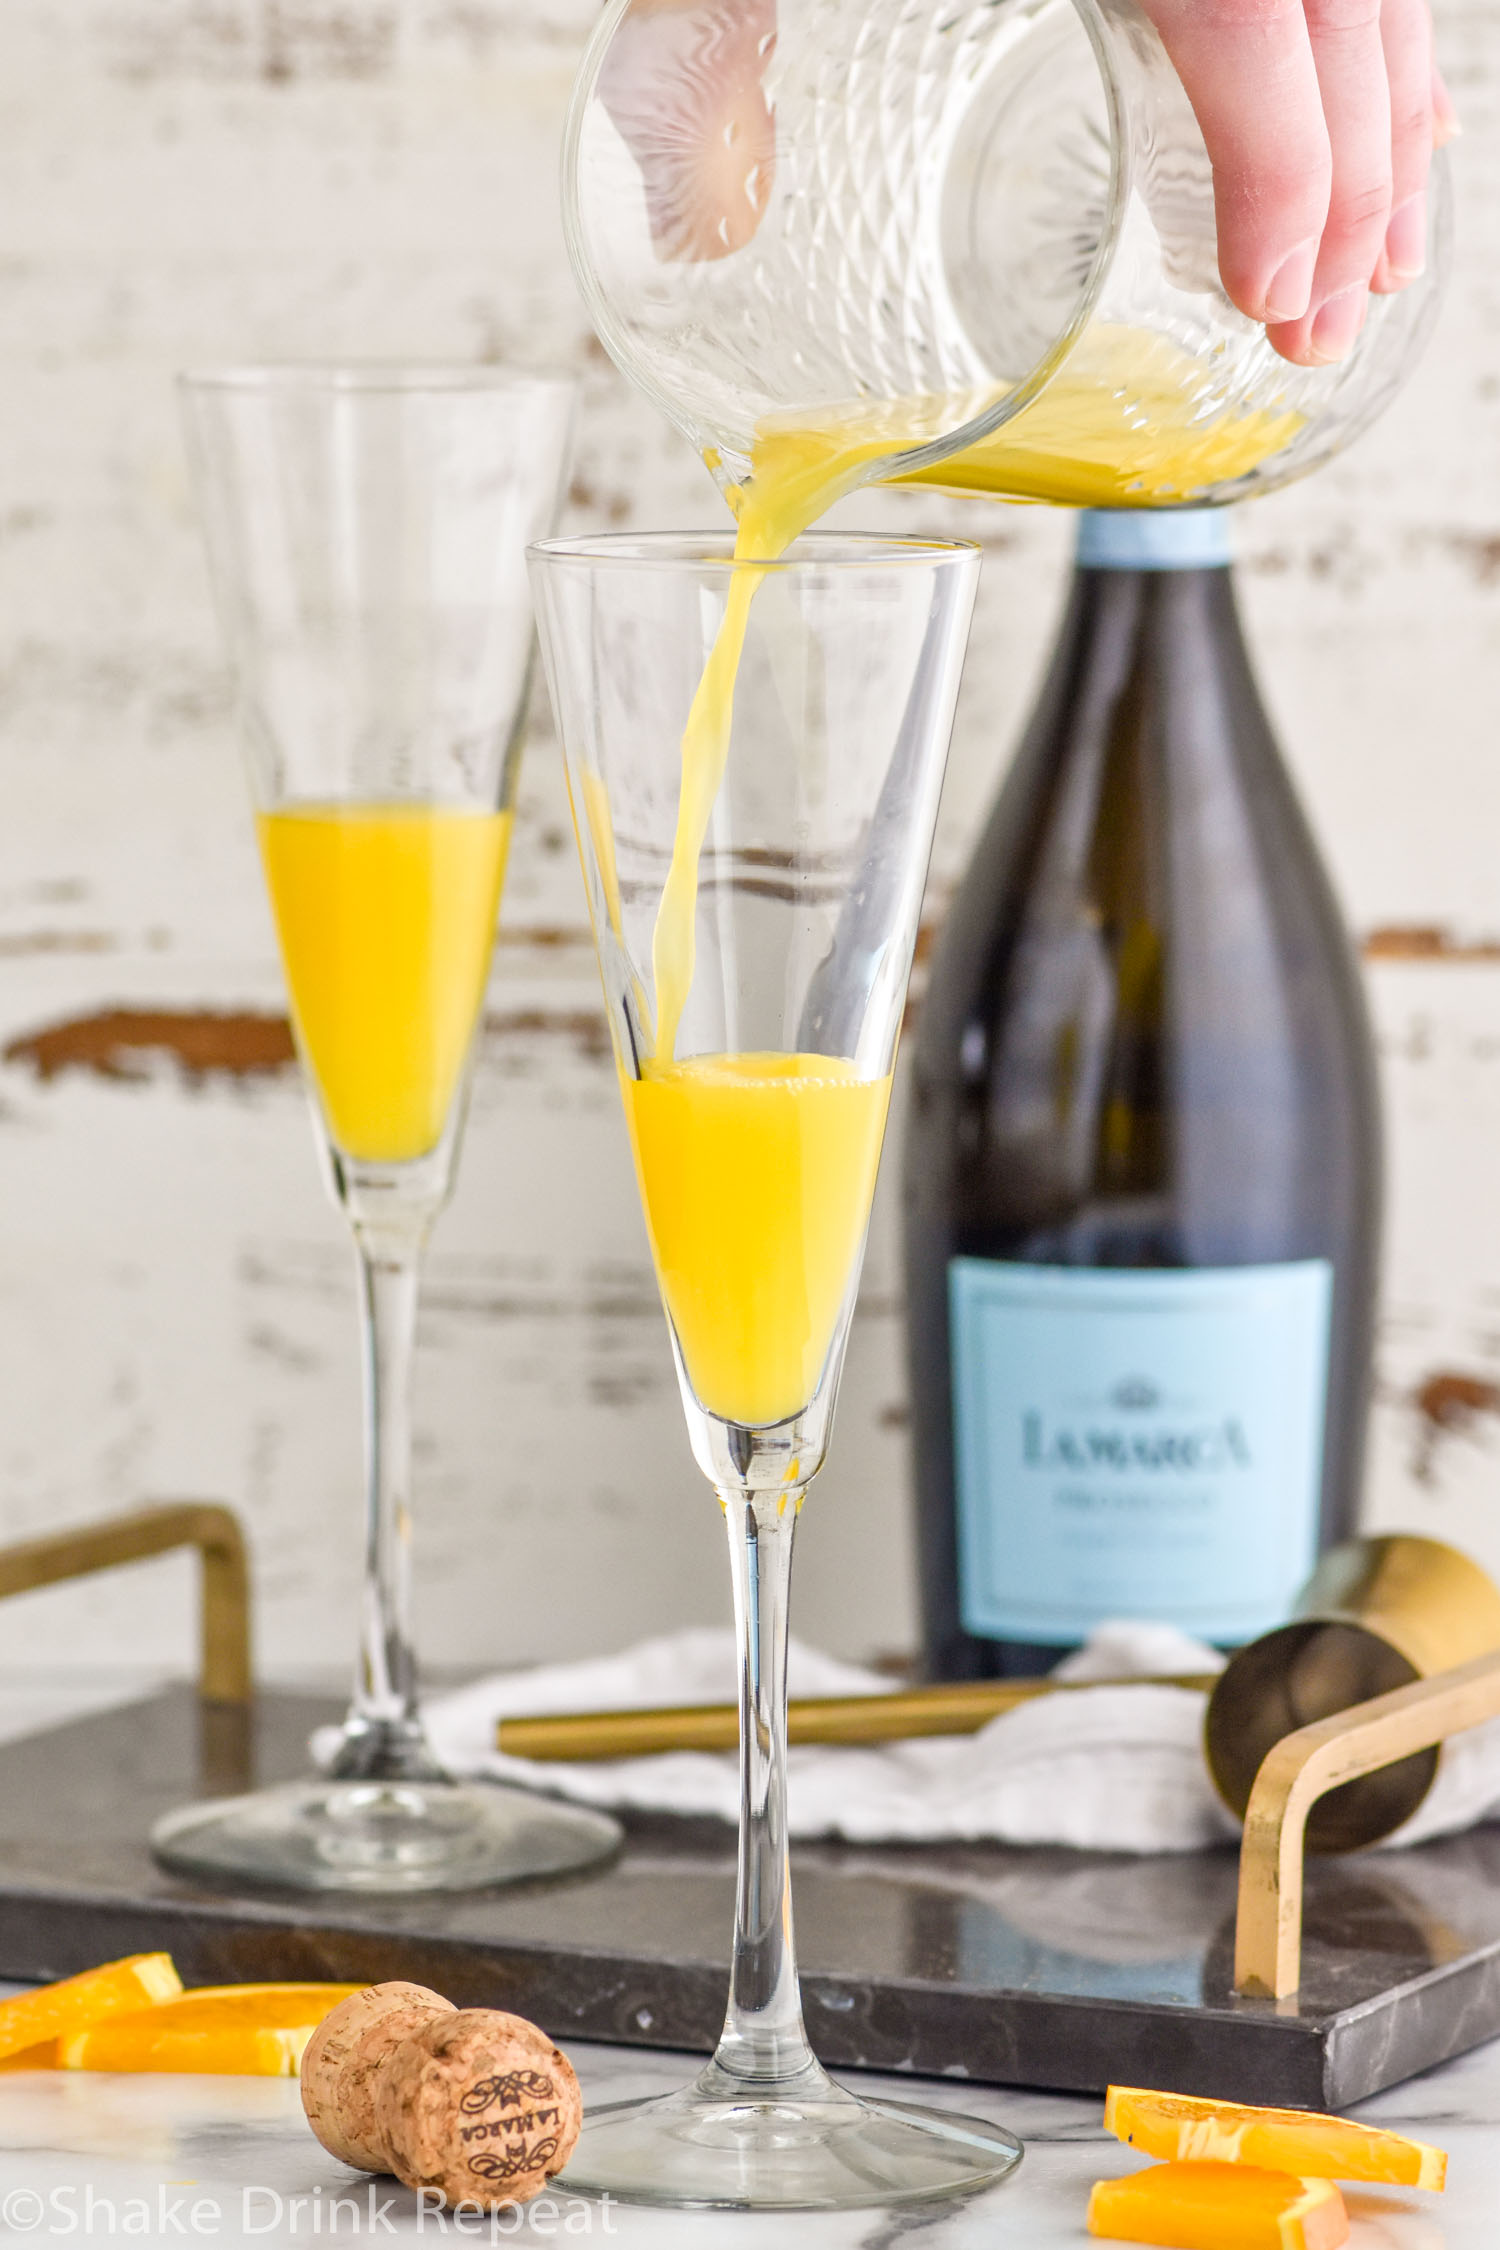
1370;0;1434;292
1265;0;1391;363
1137;0;1332;325
1145;0;1448;369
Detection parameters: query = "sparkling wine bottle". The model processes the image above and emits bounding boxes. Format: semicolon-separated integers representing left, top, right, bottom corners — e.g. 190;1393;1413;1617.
904;507;1381;1679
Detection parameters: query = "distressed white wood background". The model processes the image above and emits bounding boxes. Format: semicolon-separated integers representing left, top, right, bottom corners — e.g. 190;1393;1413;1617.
0;0;1494;1685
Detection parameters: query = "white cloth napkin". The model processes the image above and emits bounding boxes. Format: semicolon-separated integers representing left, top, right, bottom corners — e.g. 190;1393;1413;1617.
420;1622;1500;1855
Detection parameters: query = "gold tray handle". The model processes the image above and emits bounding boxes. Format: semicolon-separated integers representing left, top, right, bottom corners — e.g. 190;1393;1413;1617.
1234;1645;1500;1999
0;1502;251;1707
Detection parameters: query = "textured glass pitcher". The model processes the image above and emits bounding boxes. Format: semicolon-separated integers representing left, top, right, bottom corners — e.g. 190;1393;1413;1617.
564;0;1451;510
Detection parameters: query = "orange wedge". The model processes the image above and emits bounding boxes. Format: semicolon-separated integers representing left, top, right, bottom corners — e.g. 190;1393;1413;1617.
1105;2086;1447;2191
0;1953;180;2062
59;1983;366;2076
1088;2163;1349;2250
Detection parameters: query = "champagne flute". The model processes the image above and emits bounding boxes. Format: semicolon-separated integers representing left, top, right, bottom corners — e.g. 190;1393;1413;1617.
154;367;621;1892
529;530;1023;2207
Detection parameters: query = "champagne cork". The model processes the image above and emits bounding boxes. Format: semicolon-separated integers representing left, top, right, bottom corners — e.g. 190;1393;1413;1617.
301;1983;456;2172
376;2009;583;2208
300;1983;583;2211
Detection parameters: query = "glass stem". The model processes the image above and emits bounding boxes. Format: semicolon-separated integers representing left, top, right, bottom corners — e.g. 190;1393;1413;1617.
330;1228;445;1784
706;1488;825;2094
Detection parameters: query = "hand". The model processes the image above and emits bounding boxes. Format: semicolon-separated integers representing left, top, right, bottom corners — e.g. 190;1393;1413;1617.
1137;0;1456;364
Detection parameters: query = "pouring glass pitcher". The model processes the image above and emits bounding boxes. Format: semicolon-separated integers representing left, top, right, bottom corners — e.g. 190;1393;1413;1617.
564;0;1451;516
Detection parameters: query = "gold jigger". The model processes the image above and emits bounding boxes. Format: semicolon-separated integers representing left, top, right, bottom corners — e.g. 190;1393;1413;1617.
1206;1534;1500;1852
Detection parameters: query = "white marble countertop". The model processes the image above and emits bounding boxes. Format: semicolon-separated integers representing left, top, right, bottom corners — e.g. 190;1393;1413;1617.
0;2027;1482;2248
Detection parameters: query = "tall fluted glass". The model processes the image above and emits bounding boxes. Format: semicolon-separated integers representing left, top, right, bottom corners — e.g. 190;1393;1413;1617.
153;367;621;1893
530;531;1021;2208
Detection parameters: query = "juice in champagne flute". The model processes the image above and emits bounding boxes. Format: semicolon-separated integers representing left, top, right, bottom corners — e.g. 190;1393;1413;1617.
257;802;512;1165
623;1054;893;1427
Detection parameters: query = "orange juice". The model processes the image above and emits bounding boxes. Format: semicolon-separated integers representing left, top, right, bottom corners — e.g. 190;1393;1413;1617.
622;1053;893;1425
257;802;511;1165
894;324;1302;508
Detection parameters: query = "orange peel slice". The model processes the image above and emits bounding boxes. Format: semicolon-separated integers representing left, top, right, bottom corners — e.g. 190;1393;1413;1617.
0;1953;180;2062
1088;2162;1350;2250
59;1982;366;2076
1105;2086;1446;2191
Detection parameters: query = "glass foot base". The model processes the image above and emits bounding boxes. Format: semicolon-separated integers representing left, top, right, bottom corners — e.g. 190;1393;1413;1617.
150;1777;621;1894
558;2066;1024;2211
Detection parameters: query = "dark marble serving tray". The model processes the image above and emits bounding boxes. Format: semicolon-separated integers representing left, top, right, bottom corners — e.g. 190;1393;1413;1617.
1;1686;1498;2109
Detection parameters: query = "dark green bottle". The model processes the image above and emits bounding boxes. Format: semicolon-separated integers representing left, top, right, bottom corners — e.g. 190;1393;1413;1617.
903;507;1381;1679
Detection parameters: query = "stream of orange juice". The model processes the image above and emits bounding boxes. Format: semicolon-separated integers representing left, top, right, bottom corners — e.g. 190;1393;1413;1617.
622;1053;893;1426
633;323;1299;1427
652;323;1301;1067
258;802;511;1166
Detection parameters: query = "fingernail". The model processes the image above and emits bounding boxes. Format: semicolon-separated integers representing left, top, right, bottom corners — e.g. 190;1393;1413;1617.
1434;111;1462;148
1264;237;1320;323
1308;285;1367;365
1384;194;1427;282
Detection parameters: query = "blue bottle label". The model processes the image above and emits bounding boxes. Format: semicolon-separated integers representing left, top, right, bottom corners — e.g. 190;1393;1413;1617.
947;1258;1333;1644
